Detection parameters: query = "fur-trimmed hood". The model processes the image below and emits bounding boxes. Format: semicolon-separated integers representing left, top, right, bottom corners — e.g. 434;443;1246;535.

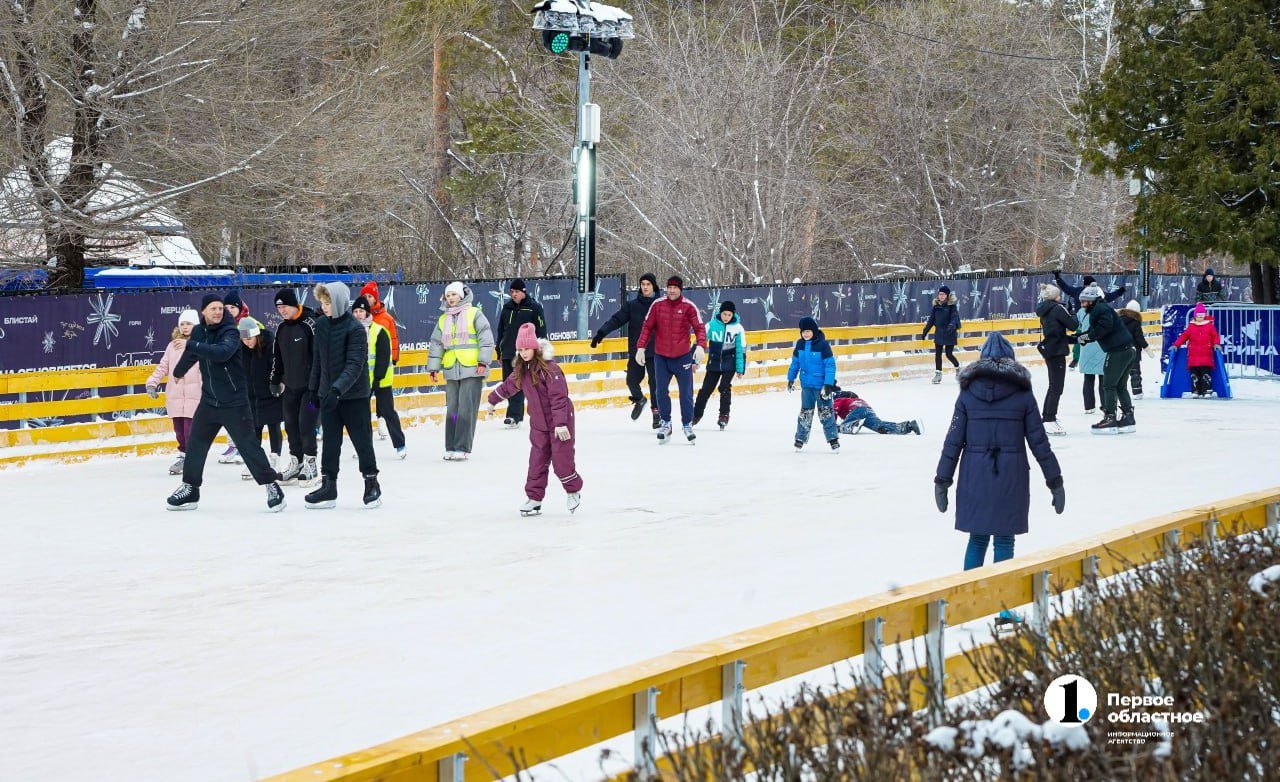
1118;308;1143;322
958;356;1032;400
935;292;958;306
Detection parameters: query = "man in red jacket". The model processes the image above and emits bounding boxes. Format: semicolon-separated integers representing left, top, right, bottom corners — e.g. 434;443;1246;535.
636;276;707;443
360;282;400;364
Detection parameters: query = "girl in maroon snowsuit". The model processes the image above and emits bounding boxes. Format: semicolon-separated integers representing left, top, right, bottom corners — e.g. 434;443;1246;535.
487;323;583;514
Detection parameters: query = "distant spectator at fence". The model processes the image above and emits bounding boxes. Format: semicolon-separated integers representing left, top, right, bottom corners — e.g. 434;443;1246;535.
1195;268;1223;303
147;309;202;476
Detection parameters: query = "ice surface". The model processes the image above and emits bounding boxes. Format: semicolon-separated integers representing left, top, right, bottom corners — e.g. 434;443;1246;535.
2;365;1278;781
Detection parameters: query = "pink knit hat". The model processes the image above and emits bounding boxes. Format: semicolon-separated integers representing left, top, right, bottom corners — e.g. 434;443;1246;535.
1193;302;1208;317
515;322;540;351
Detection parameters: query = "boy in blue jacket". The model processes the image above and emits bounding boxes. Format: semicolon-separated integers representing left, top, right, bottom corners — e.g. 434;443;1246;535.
693;301;747;429
787;317;839;452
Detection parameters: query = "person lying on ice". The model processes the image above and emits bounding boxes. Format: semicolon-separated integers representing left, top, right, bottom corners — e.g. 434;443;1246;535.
832;388;921;435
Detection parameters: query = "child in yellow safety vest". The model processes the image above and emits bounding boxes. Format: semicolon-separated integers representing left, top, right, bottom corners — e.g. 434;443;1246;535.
353;296;405;457
426;281;496;461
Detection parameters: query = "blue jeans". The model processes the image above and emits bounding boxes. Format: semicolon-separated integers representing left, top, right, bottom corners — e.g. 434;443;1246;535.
654;350;696;426
795;386;838;443
963;533;1015;571
838;407;909;434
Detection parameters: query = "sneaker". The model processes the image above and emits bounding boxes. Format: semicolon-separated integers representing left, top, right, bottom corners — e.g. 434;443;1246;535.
304;476;337;509
907;420;922;436
362;474;382;508
683;424;696;443
630;399;646;420
520;499;542;517
656;420;672;443
1091;414;1119;434
503;417;521;429
165;482;200;511
266;482;286;513
829;438;840;453
168;454;186;475
278;455;301;484
794;439;804;451
395;446;407;460
651;410;662;430
717;414;729;430
931;371;942;384
1047;420;1067;436
1116;411;1136;434
567;492;581;514
218;445;241;464
298;456;319;487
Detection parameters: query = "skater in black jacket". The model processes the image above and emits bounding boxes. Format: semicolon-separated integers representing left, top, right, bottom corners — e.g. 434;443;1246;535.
238;318;283;476
591;272;661;427
1035;283;1075;435
494;279;547;427
270;289;320;486
1118;300;1150;398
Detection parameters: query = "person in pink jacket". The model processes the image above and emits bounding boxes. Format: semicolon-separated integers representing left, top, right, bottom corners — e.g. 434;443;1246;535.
486;323;583;516
147;309;204;475
1171;302;1223;397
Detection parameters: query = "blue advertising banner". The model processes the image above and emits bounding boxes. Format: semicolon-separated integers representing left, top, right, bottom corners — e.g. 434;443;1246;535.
1161;304;1280;376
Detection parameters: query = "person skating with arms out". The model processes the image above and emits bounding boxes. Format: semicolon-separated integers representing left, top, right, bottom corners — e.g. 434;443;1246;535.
692;300;746;429
591;272;661;428
787;317;840;452
832;388;921;436
634;275;708;444
165;293;286;512
487;323;583;515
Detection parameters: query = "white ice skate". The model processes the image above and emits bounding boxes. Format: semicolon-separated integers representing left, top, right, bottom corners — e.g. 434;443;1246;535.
519;499;542;517
931;371;942;384
656;420;672;444
1047;420;1067;436
218;445;242;464
375;420;387;440
567;492;581;514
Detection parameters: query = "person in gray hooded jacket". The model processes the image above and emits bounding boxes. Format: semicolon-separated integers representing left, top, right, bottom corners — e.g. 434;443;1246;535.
426;281;496;460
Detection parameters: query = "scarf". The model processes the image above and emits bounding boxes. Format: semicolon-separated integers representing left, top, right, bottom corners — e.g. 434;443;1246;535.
441;303;470;348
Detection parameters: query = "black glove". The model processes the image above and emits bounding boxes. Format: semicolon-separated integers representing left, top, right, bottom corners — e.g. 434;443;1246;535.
1116;285;1126;294
270;382;284;397
934;478;951;513
821;384;836;400
1048;476;1066;515
321;389;340;412
590;332;603;349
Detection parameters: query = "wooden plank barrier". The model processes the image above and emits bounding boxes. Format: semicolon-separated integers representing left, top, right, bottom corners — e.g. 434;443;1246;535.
263;486;1279;782
0;313;1163;467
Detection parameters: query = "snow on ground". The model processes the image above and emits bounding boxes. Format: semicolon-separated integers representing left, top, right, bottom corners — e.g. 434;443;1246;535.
2;365;1278;781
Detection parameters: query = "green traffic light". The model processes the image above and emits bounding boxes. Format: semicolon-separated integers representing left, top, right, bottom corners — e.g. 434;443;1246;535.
551;32;569;54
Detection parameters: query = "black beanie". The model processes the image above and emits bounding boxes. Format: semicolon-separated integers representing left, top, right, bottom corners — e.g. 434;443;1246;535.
351;295;371;314
720;300;736;314
1082;275;1096;286
1204;268;1215;277
200;292;223;311
799;316;819;334
509;278;526;292
639;272;658;289
223;290;243;310
938;285;951;295
274;288;299;308
667;275;684;289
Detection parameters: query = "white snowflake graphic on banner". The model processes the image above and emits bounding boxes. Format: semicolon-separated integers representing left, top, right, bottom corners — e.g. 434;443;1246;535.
759;289;781;328
43;331;55;354
811;295;821;319
86;292;121;348
144;326;155;349
585;281;605;318
969;281;985;310
488;287;510;318
786;287;796;302
892;281;910;314
705;288;722;317
415;284;433;305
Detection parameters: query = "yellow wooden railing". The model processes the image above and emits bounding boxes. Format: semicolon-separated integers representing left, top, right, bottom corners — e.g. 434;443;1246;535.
0;312;1162;466
263;487;1279;782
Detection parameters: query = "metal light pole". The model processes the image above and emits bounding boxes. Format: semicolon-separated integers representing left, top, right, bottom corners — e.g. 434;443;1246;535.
574;51;598;339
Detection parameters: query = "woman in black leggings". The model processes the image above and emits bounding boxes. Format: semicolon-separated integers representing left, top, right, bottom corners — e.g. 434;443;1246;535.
923;286;961;383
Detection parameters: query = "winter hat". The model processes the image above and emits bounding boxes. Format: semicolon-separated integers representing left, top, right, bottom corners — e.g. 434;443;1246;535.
798;316;819;334
200;292;223;311
223;290;243;310
1193;302;1208;318
178;309;200;326
1082;275;1096;286
515;322;540;351
980;331;1015;360
1204;268;1215;277
719;300;736;314
360;281;381;304
237;318;261;339
639;272;658;290
1078;284;1103;302
1040;283;1061;301
444;281;466;300
509;278;526;292
351;295;371;315
274;288;298;308
938;285;951;295
1123;299;1141;313
667;275;684;289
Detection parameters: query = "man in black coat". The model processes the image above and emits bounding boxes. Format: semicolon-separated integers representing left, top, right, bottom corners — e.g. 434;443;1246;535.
270;288;320;485
166;293;285;512
304;282;381;509
1195;268;1223;303
494;279;547;427
1077;286;1136;434
1035;283;1075;434
591;272;660;425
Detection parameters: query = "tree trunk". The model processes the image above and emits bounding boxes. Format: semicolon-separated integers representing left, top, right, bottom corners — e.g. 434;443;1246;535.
431;38;451;206
1264;262;1280;305
1250;261;1264;304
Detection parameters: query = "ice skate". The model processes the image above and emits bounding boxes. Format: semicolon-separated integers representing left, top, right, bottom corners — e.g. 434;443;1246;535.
683;424;696;443
362;475;382;509
395;446;407;460
265;482;286;513
277;455;301;485
168;454;186;475
503;417;521;429
304;476;337;509
1132;392;1144;400
794;438;804;452
932;370;942;384
374;420;387;440
630;399;646;420
1116;410;1136;434
165;482;200;511
651;410;662;430
519;499;542;517
443;451;456;461
843;419;864;435
453;452;470;461
218;445;241;464
906;420;922;435
1091;414;1119;434
242;463;252;479
828;438;840;453
717;414;729;430
656;420;672;443
1047;420;1067;436
298;456;319;487
567;492;581;514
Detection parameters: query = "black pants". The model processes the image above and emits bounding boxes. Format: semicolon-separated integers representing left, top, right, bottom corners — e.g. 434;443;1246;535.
694;370;735;418
1042;355;1066;421
934;344;959;370
626;349;658;409
373;384;405;448
1101;347;1135;416
1190;365;1213;395
1083;374;1097;411
257;421;282;454
500;358;526;422
182;403;278;487
282;387;318;459
1130;354;1143;394
320;398;378;478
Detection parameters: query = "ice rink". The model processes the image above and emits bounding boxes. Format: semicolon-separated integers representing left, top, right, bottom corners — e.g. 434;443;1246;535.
3;364;1278;781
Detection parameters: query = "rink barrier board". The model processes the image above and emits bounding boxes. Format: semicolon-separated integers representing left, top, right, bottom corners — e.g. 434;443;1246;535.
267;487;1278;782
0;314;1161;464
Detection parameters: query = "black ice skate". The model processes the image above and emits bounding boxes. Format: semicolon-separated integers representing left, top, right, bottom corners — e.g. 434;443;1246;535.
1090;414;1119;435
630;399;646;420
794;439;805;451
1116;410;1136;434
519;499;542;517
652;410;662;430
165;482;200;511
503;417;521;429
362;474;382;508
266;482;287;513
718;414;729;430
829;438;840;453
304;476;338;509
906;420;922;435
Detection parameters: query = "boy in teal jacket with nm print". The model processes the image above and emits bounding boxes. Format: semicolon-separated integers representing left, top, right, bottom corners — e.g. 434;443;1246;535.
693;301;747;429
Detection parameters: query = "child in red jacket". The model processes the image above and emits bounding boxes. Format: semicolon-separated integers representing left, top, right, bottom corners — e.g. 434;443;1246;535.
487;323;583;515
833;389;921;435
1171;303;1222;397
